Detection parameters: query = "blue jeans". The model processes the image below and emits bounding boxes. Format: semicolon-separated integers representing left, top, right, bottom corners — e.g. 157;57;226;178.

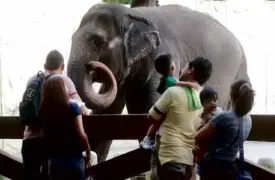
49;157;85;180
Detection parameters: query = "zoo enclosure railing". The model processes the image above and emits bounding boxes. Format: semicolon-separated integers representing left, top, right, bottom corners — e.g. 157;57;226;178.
0;115;275;179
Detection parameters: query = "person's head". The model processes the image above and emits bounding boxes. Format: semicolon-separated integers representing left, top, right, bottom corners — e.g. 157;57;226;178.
39;76;69;111
154;54;176;77
230;80;255;117
200;87;218;110
39;77;71;133
179;57;213;85
44;50;65;73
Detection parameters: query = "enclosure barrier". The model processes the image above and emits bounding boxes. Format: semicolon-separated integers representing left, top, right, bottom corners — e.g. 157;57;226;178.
0;115;275;179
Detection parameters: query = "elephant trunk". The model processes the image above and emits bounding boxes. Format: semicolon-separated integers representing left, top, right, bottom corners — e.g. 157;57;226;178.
83;61;117;110
67;58;117;111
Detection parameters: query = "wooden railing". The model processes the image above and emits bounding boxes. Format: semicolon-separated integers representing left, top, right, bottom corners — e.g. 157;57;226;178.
0;115;275;179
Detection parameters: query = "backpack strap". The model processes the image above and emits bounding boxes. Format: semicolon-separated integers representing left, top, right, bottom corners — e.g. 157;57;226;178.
45;73;56;80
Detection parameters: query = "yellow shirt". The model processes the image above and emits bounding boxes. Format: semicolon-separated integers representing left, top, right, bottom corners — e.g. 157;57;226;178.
149;86;203;166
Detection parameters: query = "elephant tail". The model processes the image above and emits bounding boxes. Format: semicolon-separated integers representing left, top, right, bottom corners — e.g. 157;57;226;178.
236;43;250;83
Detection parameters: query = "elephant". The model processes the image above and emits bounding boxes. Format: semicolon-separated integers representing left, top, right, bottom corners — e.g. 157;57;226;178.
67;3;250;163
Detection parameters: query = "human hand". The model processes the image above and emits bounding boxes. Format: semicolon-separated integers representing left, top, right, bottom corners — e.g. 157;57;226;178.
82;107;93;115
87;108;93;115
187;82;200;90
193;145;200;155
201;112;212;123
85;151;93;169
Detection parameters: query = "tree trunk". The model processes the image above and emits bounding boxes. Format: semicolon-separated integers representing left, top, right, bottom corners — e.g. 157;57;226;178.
130;0;159;8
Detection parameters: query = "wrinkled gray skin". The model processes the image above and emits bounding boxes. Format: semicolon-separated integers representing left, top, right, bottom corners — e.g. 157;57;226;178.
67;3;250;163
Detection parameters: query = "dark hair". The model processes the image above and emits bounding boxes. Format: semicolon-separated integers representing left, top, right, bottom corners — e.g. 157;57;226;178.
38;76;69;126
44;50;64;70
154;54;173;77
189;57;213;85
200;87;218;104
230;80;255;117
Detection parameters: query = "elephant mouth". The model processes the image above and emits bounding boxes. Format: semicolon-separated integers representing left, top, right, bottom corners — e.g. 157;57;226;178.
83;61;117;111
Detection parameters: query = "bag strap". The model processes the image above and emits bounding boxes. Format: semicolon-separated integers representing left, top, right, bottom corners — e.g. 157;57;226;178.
238;117;245;174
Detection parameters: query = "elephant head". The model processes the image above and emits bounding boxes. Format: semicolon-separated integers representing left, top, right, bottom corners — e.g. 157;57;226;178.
67;4;161;111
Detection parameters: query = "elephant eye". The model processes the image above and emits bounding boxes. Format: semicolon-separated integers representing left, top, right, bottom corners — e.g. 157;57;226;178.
93;35;105;48
85;34;107;51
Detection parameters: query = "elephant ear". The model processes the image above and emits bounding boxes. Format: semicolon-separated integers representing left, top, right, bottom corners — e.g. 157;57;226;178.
123;14;161;66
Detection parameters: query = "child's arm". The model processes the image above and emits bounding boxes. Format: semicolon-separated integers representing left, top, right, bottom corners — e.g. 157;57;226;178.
146;124;161;138
175;80;200;90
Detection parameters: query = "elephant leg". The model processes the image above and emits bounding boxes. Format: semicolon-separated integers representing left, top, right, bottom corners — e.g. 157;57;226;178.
124;75;160;180
125;73;161;137
125;73;161;113
91;84;125;163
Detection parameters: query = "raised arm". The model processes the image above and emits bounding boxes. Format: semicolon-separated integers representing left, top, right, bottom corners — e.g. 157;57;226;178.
74;115;91;157
195;113;227;144
175;80;200;90
70;102;91;161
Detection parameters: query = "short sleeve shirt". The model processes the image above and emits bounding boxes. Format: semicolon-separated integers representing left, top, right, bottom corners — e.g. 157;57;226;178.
205;111;252;162
46;102;82;158
157;76;177;94
44;71;77;97
69;102;82;116
165;76;177;89
149;86;203;166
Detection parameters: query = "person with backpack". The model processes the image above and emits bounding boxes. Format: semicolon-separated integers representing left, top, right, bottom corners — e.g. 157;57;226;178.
20;50;92;180
195;80;254;180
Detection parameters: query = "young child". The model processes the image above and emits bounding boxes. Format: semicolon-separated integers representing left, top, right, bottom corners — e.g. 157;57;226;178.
194;87;223;175
155;54;200;94
140;54;200;149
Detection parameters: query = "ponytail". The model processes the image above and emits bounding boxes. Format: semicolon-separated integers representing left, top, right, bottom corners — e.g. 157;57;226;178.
231;80;255;117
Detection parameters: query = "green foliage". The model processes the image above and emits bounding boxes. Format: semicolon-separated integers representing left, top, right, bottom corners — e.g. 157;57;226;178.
102;0;133;4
